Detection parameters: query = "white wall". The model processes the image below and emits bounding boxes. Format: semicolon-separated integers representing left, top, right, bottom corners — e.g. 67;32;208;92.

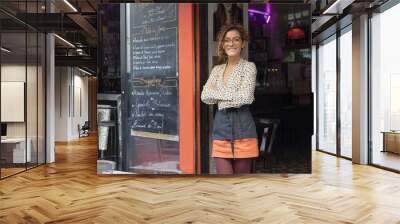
72;72;89;138
55;67;89;141
1;64;26;81
74;74;89;122
55;66;69;141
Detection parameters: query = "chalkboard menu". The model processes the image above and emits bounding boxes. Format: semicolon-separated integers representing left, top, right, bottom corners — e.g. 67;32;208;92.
128;3;179;141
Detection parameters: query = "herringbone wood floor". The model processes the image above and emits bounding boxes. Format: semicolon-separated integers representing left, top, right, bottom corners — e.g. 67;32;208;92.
1;135;400;224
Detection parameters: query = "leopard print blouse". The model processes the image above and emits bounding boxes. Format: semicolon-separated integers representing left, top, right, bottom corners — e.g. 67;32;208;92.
201;58;257;110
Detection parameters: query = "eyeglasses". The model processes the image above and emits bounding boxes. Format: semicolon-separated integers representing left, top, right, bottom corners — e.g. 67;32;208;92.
223;37;242;45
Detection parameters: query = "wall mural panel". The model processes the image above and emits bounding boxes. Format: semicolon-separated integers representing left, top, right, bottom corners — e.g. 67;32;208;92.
97;3;312;175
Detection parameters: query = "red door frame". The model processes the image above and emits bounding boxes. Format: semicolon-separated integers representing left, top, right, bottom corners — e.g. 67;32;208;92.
178;3;196;174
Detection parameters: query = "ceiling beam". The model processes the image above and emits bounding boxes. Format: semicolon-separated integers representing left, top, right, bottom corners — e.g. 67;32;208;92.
55;55;96;68
322;0;356;14
67;13;97;40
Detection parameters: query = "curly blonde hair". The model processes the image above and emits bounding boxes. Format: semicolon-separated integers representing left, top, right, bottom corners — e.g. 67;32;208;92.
216;24;249;62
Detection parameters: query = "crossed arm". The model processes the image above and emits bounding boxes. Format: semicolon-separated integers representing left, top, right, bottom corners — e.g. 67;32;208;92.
200;63;257;107
201;66;233;104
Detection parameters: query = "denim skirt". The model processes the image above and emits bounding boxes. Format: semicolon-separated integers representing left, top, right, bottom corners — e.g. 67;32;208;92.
212;106;258;159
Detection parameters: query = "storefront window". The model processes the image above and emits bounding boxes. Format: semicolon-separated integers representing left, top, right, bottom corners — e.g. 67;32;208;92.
371;4;400;171
318;36;337;154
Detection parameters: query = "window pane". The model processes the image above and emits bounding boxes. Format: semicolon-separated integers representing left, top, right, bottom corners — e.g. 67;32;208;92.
1;31;27;177
38;32;46;165
371;4;400;171
340;29;352;158
318;37;337;154
27;30;38;169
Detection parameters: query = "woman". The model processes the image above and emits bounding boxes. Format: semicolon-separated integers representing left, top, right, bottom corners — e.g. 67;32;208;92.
201;24;258;174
